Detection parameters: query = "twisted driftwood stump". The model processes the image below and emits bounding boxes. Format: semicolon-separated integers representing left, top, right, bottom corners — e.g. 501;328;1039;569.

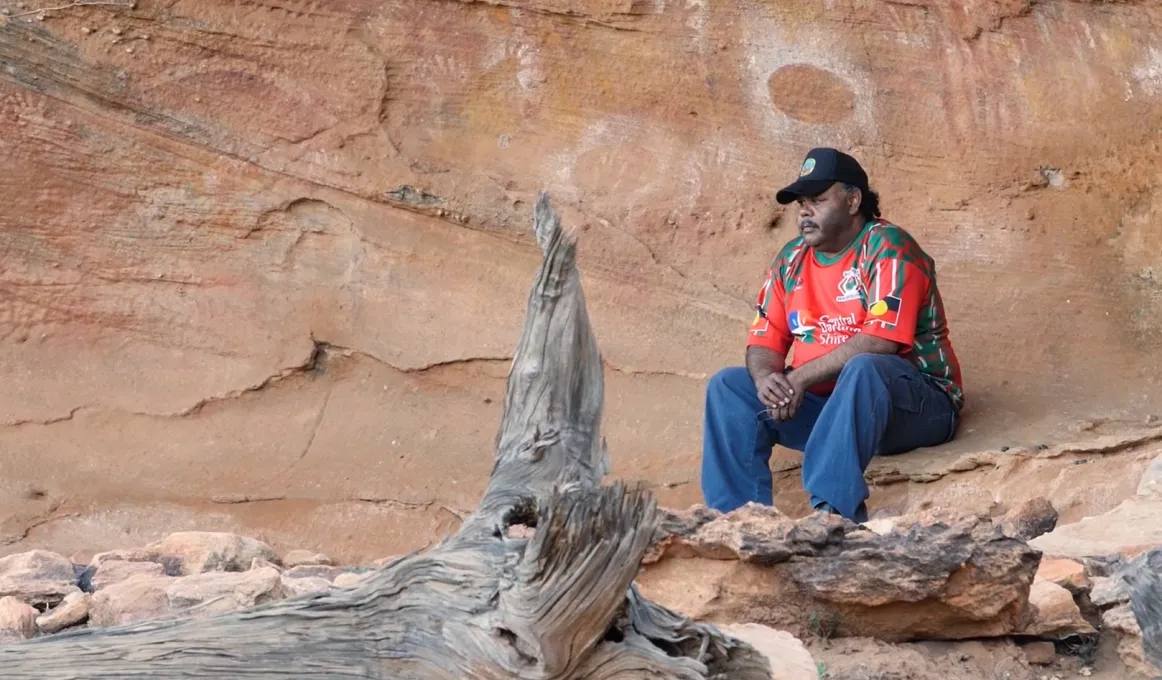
0;192;771;679
1125;553;1162;674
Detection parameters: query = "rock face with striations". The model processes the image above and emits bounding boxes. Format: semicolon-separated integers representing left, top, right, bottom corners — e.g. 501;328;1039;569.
3;0;1162;564
638;504;1043;642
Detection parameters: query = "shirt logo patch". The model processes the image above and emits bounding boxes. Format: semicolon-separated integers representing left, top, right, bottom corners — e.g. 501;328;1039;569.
868;295;902;327
835;267;864;303
788;310;816;343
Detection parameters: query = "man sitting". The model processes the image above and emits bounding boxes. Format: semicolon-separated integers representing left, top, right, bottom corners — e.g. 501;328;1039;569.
700;147;964;523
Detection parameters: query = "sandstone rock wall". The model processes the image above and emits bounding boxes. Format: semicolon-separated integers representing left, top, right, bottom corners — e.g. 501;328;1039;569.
2;0;1161;562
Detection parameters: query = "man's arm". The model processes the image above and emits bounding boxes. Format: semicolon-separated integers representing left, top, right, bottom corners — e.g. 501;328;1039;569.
746;260;794;408
745;345;785;385
787;333;901;390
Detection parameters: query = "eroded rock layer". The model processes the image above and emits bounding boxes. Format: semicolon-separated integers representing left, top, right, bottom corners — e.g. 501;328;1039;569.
2;0;1162;561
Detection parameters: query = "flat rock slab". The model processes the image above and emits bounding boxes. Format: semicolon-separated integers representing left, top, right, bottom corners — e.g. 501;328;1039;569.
641;504;1042;642
1030;497;1162;560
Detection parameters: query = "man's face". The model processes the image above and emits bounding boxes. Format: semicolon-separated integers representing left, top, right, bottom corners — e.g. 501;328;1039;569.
795;183;858;251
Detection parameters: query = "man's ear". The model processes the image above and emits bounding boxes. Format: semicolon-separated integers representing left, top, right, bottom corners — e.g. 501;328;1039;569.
848;187;862;216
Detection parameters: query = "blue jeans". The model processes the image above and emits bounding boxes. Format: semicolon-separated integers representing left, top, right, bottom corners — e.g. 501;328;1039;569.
700;353;959;523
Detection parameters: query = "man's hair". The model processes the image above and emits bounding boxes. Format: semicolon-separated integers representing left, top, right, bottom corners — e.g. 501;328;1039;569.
841;183;881;219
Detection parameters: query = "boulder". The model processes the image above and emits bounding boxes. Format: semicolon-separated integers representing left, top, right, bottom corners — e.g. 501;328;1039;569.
0;596;38;642
89;559;166;592
1034;558;1091;595
1090;575;1129;608
1016;580;1095;638
638;504;1041;641
89;532;280;576
36;591;91;634
0;550;80;608
999;497;1058;542
278;564;353;596
279;574;333;597
89;574;175;628
164;566;284;617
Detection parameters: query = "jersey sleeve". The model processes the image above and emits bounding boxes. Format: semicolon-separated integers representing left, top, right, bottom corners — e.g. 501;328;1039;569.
860;255;929;348
746;265;792;355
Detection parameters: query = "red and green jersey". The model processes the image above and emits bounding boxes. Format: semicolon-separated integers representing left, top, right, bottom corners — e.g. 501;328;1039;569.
747;218;964;410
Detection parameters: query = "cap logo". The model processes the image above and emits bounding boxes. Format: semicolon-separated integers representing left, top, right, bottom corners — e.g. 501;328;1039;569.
800;158;816;177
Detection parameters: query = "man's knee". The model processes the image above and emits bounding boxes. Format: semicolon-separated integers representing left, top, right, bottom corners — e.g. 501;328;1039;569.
837;353;909;385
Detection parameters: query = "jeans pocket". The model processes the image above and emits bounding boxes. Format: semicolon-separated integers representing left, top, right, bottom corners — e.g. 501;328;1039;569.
891;373;924;414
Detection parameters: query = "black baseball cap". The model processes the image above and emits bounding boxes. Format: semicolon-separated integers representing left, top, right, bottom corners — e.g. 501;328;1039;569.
775;147;869;204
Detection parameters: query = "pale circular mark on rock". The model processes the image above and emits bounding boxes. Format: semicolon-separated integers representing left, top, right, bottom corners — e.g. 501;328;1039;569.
767;64;856;125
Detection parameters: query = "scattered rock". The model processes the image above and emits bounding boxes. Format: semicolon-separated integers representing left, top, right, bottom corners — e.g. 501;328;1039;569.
89;574;175;628
36;591;91;633
1035;558;1091;595
1000;497;1058;541
279;574;333;597
278;564;348;596
639;504;1041;641
1090;575;1129;607
281;565;346;581
1103;602;1141;637
90;559;166;591
145;531;280;575
0;550;81;608
0;596;38;642
717;623;817;680
1018;580;1095;638
1022;640;1056;665
88;565;286;629
90;532;280;576
283;550;333;567
165;566;283;617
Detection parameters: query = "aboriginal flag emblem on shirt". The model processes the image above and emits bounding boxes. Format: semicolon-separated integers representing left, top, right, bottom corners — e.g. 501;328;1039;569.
868;295;901;326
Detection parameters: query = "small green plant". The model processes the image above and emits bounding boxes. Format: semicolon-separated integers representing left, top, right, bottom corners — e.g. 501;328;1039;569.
807;610;839;640
816;661;830;679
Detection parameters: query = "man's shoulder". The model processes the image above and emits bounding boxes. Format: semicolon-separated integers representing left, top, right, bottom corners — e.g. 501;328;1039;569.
859;219;932;265
768;235;806;273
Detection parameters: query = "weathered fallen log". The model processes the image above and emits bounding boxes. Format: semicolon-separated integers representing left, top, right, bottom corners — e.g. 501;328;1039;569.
1124;551;1162;674
0;192;771;679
